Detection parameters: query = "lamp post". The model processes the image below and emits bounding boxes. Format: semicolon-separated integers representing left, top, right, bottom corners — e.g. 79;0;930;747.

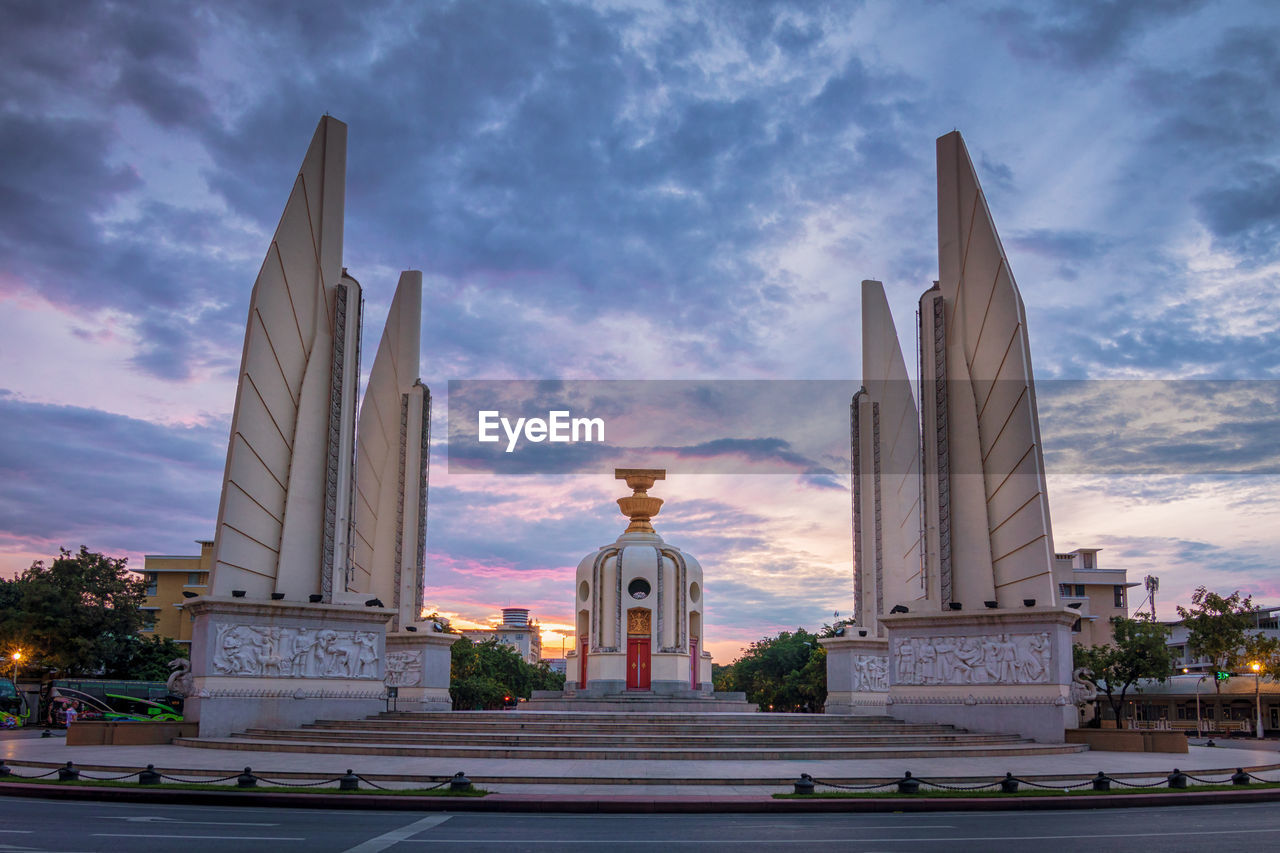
1251;661;1264;739
8;651;19;682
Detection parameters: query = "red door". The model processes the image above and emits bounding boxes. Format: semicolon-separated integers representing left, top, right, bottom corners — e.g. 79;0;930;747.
578;635;588;688
690;637;699;689
627;637;651;690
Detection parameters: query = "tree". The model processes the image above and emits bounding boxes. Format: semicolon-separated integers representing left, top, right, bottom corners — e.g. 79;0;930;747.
1074;616;1174;724
448;637;565;710
716;628;826;712
1176;587;1255;695
0;548;147;678
104;635;190;682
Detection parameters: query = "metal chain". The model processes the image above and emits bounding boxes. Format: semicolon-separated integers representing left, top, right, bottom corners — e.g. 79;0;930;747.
251;775;344;788
76;770;144;781
1106;777;1168;789
1009;777;1096;790
2;767;62;779
909;777;1001;791
158;772;244;784
355;774;450;791
809;778;898;791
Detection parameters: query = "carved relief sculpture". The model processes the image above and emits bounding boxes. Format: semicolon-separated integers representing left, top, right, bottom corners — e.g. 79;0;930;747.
211;624;381;680
384;651;423;687
891;633;1052;686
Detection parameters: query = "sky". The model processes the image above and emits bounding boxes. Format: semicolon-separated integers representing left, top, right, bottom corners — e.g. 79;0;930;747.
2;0;1278;664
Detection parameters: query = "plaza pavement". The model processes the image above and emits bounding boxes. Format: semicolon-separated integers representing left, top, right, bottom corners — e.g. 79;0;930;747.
4;729;1280;797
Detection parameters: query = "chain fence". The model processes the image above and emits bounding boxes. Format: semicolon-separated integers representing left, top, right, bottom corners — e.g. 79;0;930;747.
796;766;1280;795
0;760;468;792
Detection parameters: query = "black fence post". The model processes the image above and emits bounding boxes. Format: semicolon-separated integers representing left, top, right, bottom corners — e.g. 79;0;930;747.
896;771;919;794
1167;769;1187;789
1091;771;1110;792
57;762;79;782
339;770;360;791
138;764;162;785
793;773;815;795
237;767;257;788
1000;772;1019;793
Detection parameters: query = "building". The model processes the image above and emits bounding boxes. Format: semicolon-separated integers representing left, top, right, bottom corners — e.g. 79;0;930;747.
543;658;567;676
1165;606;1280;673
1051;549;1138;647
462;608;544;664
139;540;212;647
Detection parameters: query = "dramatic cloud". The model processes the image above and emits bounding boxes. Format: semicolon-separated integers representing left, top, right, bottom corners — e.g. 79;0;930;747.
2;0;1278;660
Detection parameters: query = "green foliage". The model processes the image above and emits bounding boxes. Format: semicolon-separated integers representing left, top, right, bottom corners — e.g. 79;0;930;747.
0;547;147;678
1073;615;1174;723
1244;633;1280;681
103;635;189;681
1176;587;1255;694
716;628;825;712
448;636;565;710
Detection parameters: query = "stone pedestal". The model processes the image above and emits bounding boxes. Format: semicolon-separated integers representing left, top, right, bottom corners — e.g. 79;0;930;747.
186;598;392;738
384;631;459;712
879;608;1078;743
820;635;890;716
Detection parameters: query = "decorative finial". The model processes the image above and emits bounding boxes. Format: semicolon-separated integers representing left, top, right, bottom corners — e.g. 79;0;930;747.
615;468;665;533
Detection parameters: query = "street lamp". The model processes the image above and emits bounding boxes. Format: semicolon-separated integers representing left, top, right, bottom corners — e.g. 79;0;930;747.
1251;661;1264;739
8;651;20;681
1186;669;1208;739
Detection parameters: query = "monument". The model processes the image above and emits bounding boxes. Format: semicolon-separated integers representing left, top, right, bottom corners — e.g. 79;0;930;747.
526;469;751;711
824;131;1076;742
184;117;454;737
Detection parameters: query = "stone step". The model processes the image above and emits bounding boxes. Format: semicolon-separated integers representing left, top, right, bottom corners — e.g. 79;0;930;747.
234;728;1027;747
305;718;965;735
175;736;1086;760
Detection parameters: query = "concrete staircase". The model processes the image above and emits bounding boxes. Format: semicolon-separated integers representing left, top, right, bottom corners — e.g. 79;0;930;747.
175;711;1087;760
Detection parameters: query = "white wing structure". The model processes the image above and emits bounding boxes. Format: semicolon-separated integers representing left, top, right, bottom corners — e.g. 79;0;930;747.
209;116;363;601
350;271;430;630
921;130;1057;608
853;281;924;633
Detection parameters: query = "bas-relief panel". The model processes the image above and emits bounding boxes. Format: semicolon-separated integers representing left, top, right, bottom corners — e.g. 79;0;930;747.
384;650;423;687
850;654;889;692
627;608;651;636
211;624;380;679
891;632;1051;686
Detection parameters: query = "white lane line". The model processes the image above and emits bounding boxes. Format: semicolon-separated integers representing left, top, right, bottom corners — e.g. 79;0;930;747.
0;830;35;833
398;827;1280;844
103;816;279;826
94;834;305;841
341;815;453;853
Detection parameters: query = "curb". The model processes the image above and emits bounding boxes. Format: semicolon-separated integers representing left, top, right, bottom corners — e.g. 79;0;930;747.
5;782;1280;813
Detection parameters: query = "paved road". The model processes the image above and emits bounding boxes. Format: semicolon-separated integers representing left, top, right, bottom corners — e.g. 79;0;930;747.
2;797;1280;852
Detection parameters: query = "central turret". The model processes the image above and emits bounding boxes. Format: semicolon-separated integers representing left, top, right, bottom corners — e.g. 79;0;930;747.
615;468;665;533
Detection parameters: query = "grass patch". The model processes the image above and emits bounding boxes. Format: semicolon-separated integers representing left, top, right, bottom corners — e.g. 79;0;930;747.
774;781;1280;799
0;775;487;796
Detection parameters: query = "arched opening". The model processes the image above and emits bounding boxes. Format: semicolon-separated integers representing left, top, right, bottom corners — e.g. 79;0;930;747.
689;611;702;689
576;609;589;688
626;608;651;691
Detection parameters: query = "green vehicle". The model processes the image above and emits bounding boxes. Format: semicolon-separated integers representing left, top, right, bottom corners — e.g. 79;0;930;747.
0;679;30;728
50;679;183;724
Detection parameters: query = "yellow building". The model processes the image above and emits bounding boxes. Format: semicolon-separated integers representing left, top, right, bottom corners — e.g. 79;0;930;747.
1053;548;1138;647
139;540;212;647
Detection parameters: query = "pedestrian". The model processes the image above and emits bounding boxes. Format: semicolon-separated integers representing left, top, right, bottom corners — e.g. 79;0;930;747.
63;701;78;727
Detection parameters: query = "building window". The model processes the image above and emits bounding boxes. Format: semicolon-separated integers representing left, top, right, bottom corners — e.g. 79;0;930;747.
1114;585;1125;608
1059;583;1071;599
144;573;158;596
186;571;205;586
140;611;157;631
1083;552;1094;569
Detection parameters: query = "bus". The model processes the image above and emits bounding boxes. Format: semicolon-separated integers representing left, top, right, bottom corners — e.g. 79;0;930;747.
0;679;30;728
49;679;184;724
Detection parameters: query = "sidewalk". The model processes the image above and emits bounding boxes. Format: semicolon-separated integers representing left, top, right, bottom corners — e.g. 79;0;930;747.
5;731;1280;797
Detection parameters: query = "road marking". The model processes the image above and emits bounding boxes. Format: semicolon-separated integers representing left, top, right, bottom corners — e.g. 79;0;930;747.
398;827;1280;844
105;816;278;826
0;832;34;834
94;834;304;841
342;815;453;853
